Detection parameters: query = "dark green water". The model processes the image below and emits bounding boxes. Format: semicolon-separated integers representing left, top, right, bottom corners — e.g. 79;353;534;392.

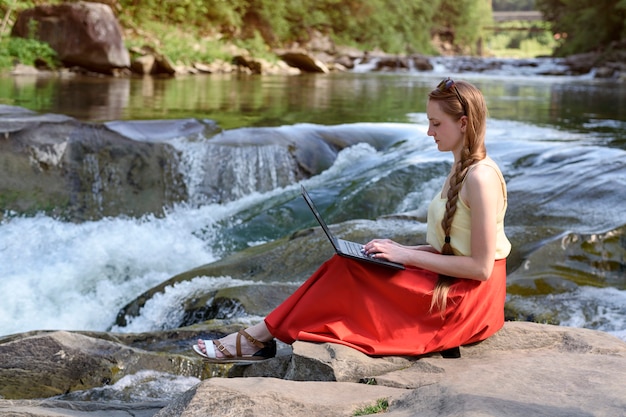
1;71;625;151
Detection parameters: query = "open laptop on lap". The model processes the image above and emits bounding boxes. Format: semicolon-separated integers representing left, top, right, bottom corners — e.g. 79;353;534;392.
301;185;405;270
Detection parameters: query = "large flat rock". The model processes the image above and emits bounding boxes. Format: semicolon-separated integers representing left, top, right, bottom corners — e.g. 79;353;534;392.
1;322;624;416
157;321;626;417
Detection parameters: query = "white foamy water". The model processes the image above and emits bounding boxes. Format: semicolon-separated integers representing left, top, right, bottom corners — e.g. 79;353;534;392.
1;118;625;343
0;211;211;335
507;286;626;342
112;276;266;333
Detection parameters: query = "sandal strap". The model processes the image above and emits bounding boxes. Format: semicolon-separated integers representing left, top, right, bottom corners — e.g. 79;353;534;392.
237;329;266;354
214;340;233;358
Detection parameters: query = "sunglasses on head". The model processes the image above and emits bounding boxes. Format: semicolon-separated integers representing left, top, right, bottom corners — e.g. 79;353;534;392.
437;77;467;115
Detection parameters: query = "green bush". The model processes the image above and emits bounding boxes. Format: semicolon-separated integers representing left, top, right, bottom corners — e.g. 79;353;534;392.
0;36;58;69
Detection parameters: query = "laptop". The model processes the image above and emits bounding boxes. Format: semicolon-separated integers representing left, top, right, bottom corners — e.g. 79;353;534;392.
301;185;405;270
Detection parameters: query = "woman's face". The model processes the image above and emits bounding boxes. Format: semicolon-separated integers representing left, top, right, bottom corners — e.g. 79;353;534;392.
426;100;465;154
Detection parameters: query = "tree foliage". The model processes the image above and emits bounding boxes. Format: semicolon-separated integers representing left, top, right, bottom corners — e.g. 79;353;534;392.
113;0;488;54
536;0;626;55
433;0;493;53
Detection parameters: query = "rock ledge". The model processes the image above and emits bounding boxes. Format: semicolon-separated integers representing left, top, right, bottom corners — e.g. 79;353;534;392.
1;321;625;417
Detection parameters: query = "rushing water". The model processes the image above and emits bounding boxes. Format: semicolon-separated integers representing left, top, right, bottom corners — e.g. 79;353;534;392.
1;58;625;354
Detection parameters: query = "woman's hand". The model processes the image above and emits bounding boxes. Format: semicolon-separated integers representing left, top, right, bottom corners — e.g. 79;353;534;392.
363;239;410;264
363;240;436;266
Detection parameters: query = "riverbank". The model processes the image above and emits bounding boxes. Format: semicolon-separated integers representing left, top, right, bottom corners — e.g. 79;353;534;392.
3;2;625;80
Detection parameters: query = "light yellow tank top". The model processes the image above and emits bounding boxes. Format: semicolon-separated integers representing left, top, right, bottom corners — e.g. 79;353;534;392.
426;157;511;259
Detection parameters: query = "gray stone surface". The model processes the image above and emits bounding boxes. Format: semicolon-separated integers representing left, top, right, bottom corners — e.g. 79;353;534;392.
2;322;623;416
158;322;626;417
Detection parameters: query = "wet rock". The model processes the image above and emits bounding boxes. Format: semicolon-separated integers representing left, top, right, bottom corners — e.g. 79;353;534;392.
506;226;626;295
0;330;204;400
564;51;598;75
0;108;418;218
373;54;434;72
175;122;415;204
0;109;187;220
375;56;411;71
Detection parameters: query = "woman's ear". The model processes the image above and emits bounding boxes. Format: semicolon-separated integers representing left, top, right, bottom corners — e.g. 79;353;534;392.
459;115;468;132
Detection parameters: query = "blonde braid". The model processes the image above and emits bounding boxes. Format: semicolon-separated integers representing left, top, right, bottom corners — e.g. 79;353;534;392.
428;80;488;314
441;149;476;256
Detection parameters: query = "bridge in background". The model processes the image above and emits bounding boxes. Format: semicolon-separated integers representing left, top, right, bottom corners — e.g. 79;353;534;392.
486;11;546;33
492;11;543;22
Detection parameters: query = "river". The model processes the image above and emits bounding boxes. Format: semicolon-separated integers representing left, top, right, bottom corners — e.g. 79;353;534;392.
1;56;625;352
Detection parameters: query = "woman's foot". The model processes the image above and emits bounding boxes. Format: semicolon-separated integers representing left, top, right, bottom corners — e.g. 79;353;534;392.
193;322;276;363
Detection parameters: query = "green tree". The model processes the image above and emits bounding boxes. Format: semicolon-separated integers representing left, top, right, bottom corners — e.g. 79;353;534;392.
115;0;486;54
536;0;626;55
433;0;493;53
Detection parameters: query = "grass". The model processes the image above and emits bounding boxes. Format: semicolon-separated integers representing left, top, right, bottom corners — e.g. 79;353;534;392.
353;398;389;416
123;21;232;65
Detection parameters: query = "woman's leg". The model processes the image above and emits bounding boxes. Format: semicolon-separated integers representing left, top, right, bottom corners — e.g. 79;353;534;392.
196;321;274;358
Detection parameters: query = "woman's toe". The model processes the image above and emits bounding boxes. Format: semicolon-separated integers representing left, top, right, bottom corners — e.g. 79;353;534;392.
197;339;206;354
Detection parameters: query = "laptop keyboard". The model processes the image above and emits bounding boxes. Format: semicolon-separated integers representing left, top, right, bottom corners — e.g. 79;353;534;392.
344;240;367;257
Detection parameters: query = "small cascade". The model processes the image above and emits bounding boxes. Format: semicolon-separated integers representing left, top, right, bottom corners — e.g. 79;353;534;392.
197;143;300;204
82;153;104;212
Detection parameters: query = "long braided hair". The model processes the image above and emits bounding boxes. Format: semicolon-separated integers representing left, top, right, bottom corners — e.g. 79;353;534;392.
428;80;488;314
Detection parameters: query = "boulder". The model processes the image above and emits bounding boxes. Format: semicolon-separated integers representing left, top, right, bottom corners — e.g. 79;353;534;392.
375;56;411;71
11;1;130;74
232;55;263;74
564;52;598;75
279;51;330;73
129;45;177;76
412;54;435;71
155;377;405;417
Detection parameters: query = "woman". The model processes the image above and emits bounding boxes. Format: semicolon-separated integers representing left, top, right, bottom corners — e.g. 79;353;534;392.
193;78;511;362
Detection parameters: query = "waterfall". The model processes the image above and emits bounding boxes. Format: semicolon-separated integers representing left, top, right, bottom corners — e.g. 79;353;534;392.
194;143;299;204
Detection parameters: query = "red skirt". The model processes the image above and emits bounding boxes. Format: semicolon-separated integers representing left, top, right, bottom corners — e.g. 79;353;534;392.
265;254;507;356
